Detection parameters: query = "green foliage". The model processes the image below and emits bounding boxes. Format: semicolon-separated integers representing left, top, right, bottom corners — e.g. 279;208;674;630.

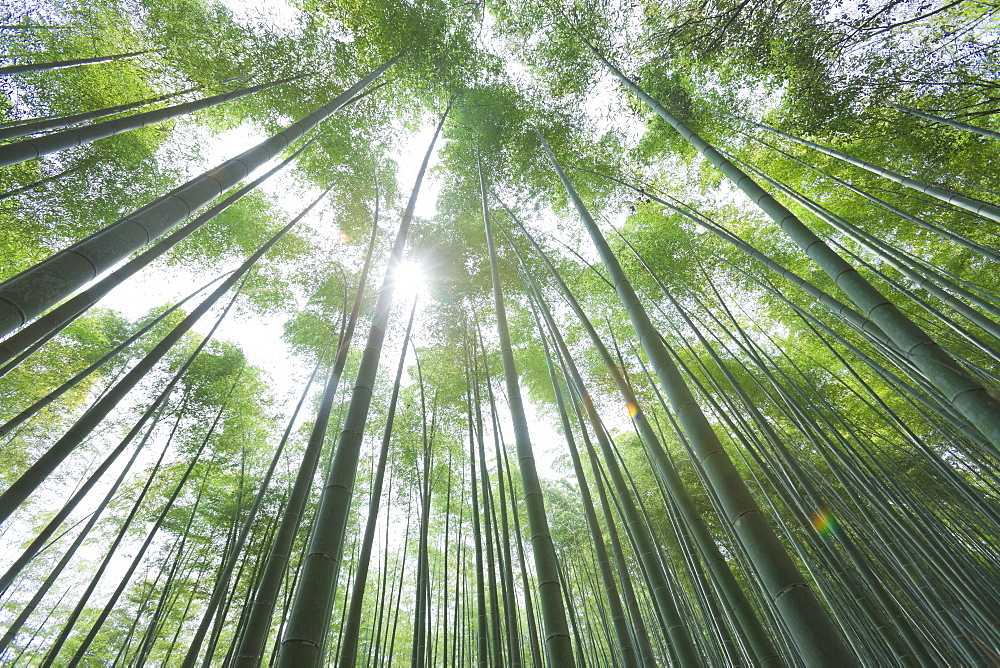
3;0;999;664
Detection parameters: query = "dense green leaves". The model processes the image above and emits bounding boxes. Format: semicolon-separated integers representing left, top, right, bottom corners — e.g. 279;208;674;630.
2;0;999;664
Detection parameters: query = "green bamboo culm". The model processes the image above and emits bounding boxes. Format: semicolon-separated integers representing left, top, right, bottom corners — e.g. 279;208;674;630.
535;128;856;667
471;330;507;667
0;138;317;369
0;46;164;75
751;138;1000;263
181;311;342;667
480;157;576;666
732;112;1000;223
582;43;1000;458
520;271;639;668
502;203;709;665
890;104;1000;141
0;395;172;654
232;201;380;668
0;73;309;169
0;55;398;338
0;273;226;435
0;186;331;524
513;221;776;667
338;297;417;668
274;104;449;668
0;84;202;141
465;357;492;667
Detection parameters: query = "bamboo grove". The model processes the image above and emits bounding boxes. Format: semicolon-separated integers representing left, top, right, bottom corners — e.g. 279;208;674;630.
0;0;998;665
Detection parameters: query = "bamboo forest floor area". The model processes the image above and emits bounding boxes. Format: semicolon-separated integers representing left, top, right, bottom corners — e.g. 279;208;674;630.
1;0;999;665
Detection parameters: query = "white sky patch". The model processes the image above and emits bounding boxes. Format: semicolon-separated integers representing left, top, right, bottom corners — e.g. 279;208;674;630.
217;0;302;33
391;118;447;221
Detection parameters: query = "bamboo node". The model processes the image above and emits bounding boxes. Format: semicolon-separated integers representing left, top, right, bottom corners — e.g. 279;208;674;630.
773;582;808;600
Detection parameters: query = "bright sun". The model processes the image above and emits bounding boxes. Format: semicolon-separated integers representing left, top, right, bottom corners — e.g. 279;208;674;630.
392;258;425;301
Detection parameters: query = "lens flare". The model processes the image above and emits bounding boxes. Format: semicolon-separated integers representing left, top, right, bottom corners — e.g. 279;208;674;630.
810;508;838;537
626;401;641;420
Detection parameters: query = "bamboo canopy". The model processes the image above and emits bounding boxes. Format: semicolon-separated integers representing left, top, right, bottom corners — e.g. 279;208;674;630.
0;0;998;665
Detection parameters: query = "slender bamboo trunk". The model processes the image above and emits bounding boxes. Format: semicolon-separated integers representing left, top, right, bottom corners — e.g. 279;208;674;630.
371;470;397;668
731;152;1000;346
522;279;639;668
703;289;989;659
480;159;575;666
755;138;1000;262
472;344;504;668
468;367;492;668
592;172;894;348
387;503;414;663
274;106;448;667
232;208;380;667
572;400;658;668
0;74;308;168
0;46;163;76
0;164;82;201
39;396;190;663
0;187;328;521
0;279;243;591
114;543;178;666
504;204;778;666
537;125;854;665
731;113;1000;223
640;244;940;663
412;351;436;668
500;426;544;667
0;136;314;367
0;273;225;431
892;103;1000;141
485;385;523;667
181;323;339;667
668;298;928;664
586;46;1000;456
0;85;202;141
338;299;415;666
0;397;170;653
556;556;589;667
59;369;241;665
134;489;205;665
0;56;397;338
440;453;454;668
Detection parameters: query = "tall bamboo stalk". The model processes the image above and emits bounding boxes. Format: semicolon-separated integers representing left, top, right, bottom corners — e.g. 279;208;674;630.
0;56;397;338
504;203;779;666
0;74;308;169
338;298;417;666
467;367;491;666
181;319;339;667
0;46;163;75
521;273;639;668
733;113;1000;223
273;105;448;667
0;137;315;367
584;45;1000;457
480;157;575;666
0;186;329;521
537;126;854;666
232;202;381;667
0;84;202;141
890;104;1000;140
